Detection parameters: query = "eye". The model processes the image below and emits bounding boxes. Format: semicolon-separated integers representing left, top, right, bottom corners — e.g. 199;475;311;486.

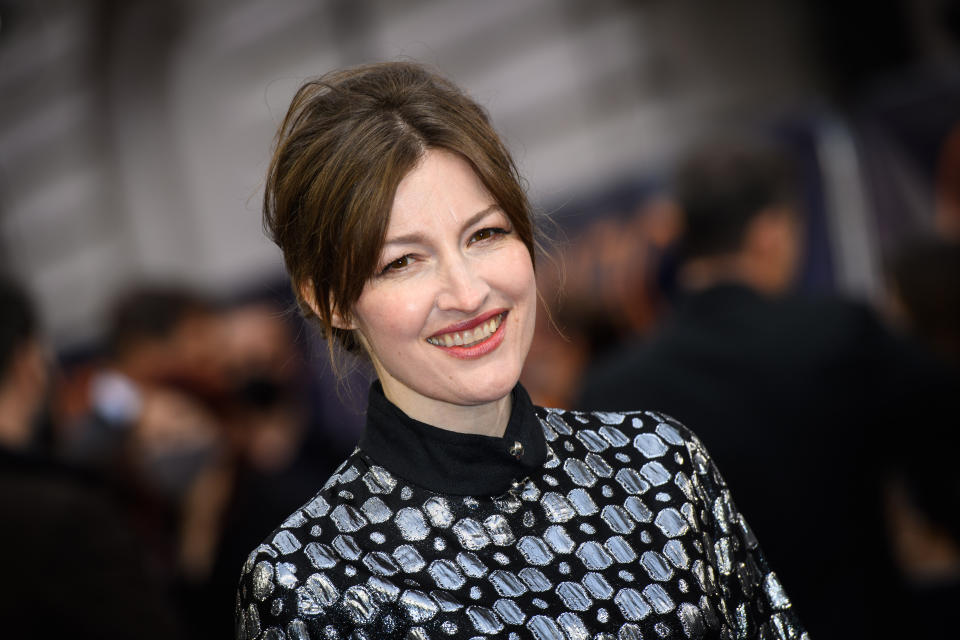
379;255;413;274
469;227;509;244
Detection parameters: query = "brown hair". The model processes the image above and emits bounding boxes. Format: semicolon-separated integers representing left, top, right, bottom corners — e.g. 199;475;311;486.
674;137;798;262
264;61;535;355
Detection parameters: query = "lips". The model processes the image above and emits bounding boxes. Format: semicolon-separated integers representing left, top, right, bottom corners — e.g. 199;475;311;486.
426;311;507;347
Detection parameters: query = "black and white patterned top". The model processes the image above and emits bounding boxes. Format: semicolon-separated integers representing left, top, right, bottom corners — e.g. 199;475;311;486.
235;384;807;640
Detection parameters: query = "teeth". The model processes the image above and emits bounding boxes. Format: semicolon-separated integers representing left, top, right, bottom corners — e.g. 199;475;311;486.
427;313;504;347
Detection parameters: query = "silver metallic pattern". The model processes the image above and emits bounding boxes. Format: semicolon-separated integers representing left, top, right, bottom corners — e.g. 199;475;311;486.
519;567;551;592
399;590;437;623
252;561;274;601
276;562;298;588
428;559;465;590
237;408;804;639
452;518;490;550
763;572;791;611
393;544;425;573
583;572;614;599
614;588;651;621
272;531;302;555
488;569;526;597
543;525;575;554
517;536;554;566
494;598;526;625
466;605;502;634
663;539;690;570
395;507;430;541
341;585;377;624
361;497;391;524
605;536;637;563
557;581;592;611
332;534;360;561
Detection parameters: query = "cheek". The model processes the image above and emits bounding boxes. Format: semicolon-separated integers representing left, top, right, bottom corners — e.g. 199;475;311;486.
356;289;433;345
516;254;539;332
498;247;537;302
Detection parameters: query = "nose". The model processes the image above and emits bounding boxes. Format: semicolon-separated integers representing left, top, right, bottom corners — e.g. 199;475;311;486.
435;255;490;312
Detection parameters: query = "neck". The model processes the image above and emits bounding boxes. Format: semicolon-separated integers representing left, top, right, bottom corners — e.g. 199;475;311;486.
679;254;787;296
379;382;513;438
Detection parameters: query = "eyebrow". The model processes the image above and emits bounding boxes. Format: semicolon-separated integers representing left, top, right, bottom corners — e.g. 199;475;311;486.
382;204;502;246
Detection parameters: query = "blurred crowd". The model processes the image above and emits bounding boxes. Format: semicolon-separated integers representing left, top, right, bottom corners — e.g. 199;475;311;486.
0;281;366;637
1;131;959;638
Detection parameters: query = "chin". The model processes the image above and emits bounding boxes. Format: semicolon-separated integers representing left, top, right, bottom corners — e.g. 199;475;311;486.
446;366;522;406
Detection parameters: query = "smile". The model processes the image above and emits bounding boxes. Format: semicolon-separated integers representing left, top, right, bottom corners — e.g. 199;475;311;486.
426;312;506;347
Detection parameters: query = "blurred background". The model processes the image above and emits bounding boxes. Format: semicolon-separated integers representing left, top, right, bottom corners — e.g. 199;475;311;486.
3;0;958;352
0;0;958;638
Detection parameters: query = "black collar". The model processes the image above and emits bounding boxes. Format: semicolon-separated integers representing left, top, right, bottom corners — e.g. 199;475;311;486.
358;382;547;496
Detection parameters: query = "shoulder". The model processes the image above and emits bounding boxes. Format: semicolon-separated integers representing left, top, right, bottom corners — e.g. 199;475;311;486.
237;451;395;639
767;293;879;340
535;405;699;446
533;405;715;489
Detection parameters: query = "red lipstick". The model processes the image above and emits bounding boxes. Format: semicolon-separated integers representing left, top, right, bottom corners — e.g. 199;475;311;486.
426;309;508;360
427;308;506;339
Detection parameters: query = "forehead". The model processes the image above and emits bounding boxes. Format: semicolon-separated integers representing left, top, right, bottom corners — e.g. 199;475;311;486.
385;149;497;238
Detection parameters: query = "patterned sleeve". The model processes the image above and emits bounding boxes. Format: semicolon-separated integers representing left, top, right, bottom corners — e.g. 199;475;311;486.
235;540;315;640
234;487;409;640
672;416;809;640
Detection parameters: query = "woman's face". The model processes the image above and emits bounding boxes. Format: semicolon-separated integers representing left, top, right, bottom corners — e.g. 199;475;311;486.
343;149;536;419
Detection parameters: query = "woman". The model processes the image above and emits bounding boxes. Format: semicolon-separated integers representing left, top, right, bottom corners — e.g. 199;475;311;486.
236;62;805;640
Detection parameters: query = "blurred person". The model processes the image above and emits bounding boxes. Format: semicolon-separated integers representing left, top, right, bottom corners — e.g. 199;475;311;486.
63;285;225;478
235;62;805;640
189;301;346;638
578;138;959;639
61;286;228;602
887;237;960;365
933;111;960;241
521;199;679;409
59;287;334;639
56;289;351;639
0;277;182;637
883;237;960;635
0;280;47;452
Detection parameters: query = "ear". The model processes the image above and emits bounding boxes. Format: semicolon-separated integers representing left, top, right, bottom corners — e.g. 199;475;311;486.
330;307;357;331
299;279;356;330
